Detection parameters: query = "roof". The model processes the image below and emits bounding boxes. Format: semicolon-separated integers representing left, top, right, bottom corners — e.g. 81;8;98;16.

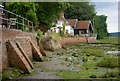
67;19;78;27
59;16;67;21
75;21;91;29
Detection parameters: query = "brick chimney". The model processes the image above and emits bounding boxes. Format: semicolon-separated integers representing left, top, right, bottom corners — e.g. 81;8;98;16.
60;13;64;18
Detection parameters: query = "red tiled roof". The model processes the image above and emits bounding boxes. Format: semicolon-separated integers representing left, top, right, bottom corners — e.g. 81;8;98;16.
67;19;78;27
75;21;90;29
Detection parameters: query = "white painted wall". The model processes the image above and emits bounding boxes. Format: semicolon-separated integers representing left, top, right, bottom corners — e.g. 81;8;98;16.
50;20;74;35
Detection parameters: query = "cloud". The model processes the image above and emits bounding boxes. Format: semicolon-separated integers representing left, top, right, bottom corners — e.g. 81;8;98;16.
95;2;118;33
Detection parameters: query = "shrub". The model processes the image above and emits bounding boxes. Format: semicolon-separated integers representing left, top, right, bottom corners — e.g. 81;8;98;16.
36;29;43;45
48;32;60;43
97;55;118;68
81;49;104;57
99;71;118;78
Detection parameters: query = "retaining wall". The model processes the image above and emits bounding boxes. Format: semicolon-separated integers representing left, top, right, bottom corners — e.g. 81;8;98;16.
0;28;37;70
61;37;97;44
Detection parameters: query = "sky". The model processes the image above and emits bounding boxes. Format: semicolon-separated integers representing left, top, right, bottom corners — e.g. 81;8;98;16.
93;2;118;33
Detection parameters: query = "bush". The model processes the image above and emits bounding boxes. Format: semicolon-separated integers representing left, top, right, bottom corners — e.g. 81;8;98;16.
81;49;104;57
97;55;118;68
48;32;60;43
99;71;118;78
36;29;43;45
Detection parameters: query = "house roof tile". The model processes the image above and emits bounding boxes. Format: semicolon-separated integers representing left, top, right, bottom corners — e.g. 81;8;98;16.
75;21;91;29
67;19;78;27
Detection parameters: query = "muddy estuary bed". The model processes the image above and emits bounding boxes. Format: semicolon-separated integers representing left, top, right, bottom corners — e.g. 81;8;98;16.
17;43;119;79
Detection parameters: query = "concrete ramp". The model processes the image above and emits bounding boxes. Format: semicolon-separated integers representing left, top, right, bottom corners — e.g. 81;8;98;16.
7;40;32;73
30;40;43;61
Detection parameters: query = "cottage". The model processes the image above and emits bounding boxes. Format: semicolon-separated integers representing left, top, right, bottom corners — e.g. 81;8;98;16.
51;13;74;35
50;13;94;36
74;21;94;36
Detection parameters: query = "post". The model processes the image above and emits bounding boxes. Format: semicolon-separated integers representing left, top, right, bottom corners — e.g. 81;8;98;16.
28;20;29;32
16;16;18;29
23;18;24;31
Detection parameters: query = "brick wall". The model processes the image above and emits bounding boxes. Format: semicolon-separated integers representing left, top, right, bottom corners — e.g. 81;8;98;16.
61;37;97;44
0;28;37;70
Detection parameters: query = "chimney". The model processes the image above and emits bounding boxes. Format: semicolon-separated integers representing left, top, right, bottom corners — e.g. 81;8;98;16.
60;13;64;18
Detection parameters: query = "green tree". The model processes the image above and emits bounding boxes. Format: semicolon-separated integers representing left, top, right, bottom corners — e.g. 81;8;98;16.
36;2;69;33
94;15;108;39
64;2;96;21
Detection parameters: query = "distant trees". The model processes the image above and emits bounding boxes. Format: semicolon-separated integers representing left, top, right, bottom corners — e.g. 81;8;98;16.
64;2;96;21
94;15;108;39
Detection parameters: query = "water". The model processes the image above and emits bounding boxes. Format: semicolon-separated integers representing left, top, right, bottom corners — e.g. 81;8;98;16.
105;51;120;54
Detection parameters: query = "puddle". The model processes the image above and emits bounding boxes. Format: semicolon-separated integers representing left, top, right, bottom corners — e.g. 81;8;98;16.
105;51;120;54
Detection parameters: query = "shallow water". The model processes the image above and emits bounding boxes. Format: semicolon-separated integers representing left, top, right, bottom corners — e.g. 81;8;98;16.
105;51;120;54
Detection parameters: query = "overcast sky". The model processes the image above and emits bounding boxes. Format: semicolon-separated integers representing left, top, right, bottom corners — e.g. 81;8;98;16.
93;2;118;33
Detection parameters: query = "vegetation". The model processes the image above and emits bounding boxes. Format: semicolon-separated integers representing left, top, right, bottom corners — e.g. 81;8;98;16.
48;32;61;43
94;15;108;39
80;49;104;57
60;21;66;37
99;71;118;78
64;2;96;21
36;29;43;45
97;55;118;68
92;37;119;45
6;2;69;32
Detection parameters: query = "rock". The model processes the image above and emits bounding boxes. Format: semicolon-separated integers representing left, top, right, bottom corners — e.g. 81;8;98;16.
40;36;61;51
90;75;97;78
86;54;91;56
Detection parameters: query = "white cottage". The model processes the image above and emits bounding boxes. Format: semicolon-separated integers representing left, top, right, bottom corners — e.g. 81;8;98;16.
50;13;74;35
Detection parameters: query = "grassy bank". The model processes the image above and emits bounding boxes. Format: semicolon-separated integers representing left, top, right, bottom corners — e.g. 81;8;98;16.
92;37;119;45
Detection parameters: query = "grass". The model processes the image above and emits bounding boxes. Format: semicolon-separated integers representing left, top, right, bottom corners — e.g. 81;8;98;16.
55;69;117;79
92;37;119;45
48;32;61;43
97;55;118;68
80;49;104;57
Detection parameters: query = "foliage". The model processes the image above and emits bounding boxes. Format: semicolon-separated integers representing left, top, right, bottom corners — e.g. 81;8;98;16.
92;37;119;45
36;2;69;33
6;2;37;29
36;29;43;45
64;2;96;21
6;2;69;32
2;68;24;80
99;71;118;78
94;15;108;39
60;21;66;37
26;9;38;26
48;32;61;43
52;24;56;27
97;55;118;68
81;49;104;57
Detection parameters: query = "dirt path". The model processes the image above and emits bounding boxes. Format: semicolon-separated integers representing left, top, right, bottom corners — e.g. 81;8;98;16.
19;51;72;79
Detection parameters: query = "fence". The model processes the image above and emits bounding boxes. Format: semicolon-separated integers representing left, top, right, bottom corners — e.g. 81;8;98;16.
0;7;35;32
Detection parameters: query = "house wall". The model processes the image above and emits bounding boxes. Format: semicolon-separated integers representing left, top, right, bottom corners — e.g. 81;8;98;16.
74;29;87;35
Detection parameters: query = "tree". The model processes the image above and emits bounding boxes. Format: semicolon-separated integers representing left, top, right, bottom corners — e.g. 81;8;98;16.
94;15;108;39
64;2;96;21
36;2;69;33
